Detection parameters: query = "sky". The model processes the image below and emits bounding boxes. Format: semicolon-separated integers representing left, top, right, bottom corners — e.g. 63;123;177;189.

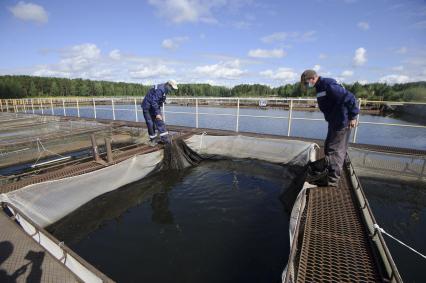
0;0;425;87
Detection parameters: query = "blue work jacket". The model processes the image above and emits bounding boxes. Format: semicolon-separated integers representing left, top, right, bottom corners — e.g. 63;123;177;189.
314;77;359;130
141;83;170;116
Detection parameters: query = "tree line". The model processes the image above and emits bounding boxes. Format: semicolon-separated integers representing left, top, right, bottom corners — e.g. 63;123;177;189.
0;75;425;102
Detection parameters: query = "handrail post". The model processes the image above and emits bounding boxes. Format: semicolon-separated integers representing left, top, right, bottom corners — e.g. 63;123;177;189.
40;99;44;115
162;102;166;122
92;98;96;119
31;99;34;114
5;100;9;112
111;98;115;120
0;100;3;112
352;98;362;143
76;98;80;118
50;98;54;115
23;99;27;113
196;98;199;128
287;99;293;136
134;98;138;122
13;100;17;113
62;99;66;116
236;98;240;132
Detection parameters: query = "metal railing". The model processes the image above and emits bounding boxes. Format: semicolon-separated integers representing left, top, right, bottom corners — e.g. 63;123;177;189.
1;97;425;145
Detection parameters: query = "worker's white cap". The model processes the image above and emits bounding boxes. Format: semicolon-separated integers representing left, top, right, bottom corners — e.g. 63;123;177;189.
167;80;178;90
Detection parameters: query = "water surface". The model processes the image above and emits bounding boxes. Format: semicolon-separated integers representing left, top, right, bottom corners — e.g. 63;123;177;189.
49;159;296;283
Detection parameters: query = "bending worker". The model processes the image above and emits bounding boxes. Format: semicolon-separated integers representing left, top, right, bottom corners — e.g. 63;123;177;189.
301;70;359;187
141;80;178;145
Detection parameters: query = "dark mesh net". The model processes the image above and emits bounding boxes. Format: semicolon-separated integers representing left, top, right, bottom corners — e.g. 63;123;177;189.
161;138;203;170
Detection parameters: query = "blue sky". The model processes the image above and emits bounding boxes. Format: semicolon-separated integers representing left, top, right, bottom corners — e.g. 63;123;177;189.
0;0;425;86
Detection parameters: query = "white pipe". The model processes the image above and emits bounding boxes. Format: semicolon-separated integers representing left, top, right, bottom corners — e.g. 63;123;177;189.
76;99;80;118
196;98;199;128
236;98;240;132
93;98;97;119
62;99;66;116
134;98;138;122
287;100;293;136
111;99;115;120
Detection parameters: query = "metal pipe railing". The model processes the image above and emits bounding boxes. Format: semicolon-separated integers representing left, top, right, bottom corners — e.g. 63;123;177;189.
1;97;425;147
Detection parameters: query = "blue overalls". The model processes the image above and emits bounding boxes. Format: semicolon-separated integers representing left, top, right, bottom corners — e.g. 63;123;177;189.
315;77;359;185
141;84;170;143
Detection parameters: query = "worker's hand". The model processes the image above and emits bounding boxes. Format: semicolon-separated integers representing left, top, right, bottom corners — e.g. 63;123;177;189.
155;114;163;120
349;119;357;128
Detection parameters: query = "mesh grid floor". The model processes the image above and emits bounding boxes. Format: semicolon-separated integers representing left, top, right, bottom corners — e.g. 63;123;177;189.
0;212;80;282
295;175;381;282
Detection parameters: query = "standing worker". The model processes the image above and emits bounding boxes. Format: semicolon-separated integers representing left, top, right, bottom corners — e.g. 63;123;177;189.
141;80;178;145
301;70;359;187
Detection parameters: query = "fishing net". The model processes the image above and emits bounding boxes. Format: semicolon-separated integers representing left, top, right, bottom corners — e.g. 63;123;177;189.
1;134;317;228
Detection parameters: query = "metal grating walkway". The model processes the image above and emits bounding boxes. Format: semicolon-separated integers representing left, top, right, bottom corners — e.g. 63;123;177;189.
0;211;80;282
295;173;381;282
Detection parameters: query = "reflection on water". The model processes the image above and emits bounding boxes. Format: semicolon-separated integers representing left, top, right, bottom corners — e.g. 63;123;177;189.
359;177;426;283
49;159;298;283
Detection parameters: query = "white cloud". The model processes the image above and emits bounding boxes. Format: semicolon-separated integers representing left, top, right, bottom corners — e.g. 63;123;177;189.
260;67;297;83
130;65;175;79
9;1;48;24
261;32;287;43
353;47;367;66
261;31;316;44
379;75;410;84
248;48;286;58
57;44;101;72
319;53;327;59
300;31;317;42
313;65;321;72
193;60;246;79
148;0;225;24
162;36;189;50
233;21;252;29
341;70;354;77
357;21;370;30
109;49;121;60
396;47;407;54
392;65;404;71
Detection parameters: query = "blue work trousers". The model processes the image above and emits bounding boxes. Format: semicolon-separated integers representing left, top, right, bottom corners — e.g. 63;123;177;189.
324;127;351;185
142;109;169;143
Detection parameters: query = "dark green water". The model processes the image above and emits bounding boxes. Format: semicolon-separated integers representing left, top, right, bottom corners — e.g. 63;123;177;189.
49;159;298;283
359;177;426;283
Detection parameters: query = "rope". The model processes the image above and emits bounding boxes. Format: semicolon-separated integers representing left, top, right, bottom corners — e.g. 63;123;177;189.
373;224;426;260
32;138;68;167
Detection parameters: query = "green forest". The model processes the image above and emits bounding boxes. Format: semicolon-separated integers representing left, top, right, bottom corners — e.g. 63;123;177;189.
0;75;425;102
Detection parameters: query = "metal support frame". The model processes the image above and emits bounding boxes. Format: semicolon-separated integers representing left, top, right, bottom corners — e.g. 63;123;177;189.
195;98;199;128
111;99;115;120
76;99;80;118
236;98;240;132
287;99;293;136
93;98;97;119
162;102;166;122
50;99;54;115
134;98;138;122
352;98;362;143
62;99;66;116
